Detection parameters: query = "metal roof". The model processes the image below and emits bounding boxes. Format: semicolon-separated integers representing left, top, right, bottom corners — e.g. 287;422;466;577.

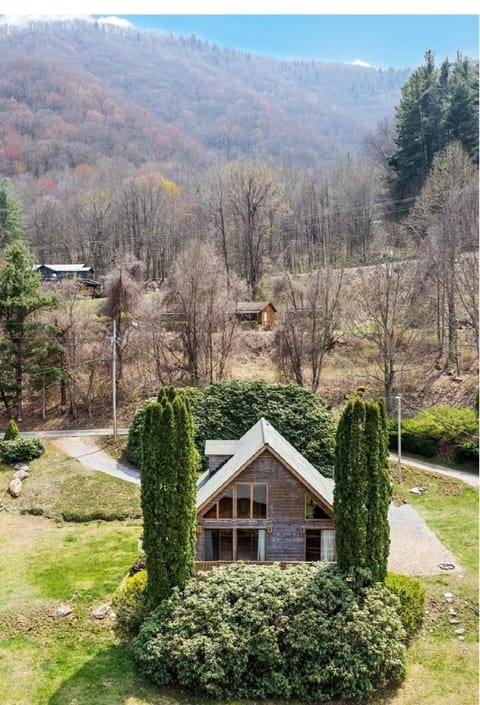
197;417;334;511
36;264;93;272
204;440;241;456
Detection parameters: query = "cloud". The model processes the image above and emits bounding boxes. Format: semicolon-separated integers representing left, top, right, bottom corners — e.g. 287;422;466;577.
351;58;372;68
97;16;134;29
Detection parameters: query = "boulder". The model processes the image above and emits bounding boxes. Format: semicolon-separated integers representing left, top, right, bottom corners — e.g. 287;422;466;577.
56;604;73;617
92;603;111;619
8;478;22;498
13;463;29;473
12;469;29;481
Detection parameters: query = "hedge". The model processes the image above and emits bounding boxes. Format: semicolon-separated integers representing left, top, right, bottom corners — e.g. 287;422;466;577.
127;381;336;477
134;563;406;702
385;572;425;639
388;405;478;463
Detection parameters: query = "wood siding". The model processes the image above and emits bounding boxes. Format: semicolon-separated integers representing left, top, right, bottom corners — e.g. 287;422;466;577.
196;449;334;562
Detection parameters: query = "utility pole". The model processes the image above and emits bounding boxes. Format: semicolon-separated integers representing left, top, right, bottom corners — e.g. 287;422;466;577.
395;394;402;482
110;320;117;439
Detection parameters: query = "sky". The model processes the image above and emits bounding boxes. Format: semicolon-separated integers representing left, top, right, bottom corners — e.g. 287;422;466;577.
0;3;478;70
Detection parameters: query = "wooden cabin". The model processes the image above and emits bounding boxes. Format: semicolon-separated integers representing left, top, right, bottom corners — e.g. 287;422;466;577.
196;418;335;566
236;301;276;330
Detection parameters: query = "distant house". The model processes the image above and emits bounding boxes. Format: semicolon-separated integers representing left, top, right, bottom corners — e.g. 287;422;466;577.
196;418;335;566
236;301;276;330
35;264;102;297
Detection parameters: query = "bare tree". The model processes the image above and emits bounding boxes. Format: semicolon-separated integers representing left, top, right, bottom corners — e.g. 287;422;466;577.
409;142;478;372
273;265;344;391
354;256;420;413
163;240;240;386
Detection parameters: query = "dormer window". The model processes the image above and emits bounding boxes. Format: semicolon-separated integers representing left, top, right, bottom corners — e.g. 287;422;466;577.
305;494;330;520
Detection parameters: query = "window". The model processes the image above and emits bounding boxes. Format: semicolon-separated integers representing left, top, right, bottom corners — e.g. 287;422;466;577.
236;483;267;519
203;488;233;519
305;529;336;562
205;529;233;561
237;529;266;561
305;494;330;520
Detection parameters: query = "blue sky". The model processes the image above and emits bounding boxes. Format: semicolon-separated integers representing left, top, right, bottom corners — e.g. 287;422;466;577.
0;3;478;69
113;14;479;69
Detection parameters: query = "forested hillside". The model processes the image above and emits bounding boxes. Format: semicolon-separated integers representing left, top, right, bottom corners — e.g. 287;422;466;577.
0;20;478;427
0;19;410;178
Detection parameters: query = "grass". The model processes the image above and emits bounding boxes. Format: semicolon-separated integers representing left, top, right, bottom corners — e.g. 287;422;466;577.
0;446;477;705
0;441;141;521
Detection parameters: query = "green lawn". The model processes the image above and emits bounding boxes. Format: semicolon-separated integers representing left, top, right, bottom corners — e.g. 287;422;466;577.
0;448;477;705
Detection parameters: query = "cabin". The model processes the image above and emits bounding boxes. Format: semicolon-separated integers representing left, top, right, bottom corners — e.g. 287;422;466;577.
196;418;335;566
34;264;102;297
236;301;276;330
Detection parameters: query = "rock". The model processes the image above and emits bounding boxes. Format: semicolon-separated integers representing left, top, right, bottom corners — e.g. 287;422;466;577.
455;627;465;635
92;603;110;619
13;463;29;473
458;635;465;641
12;469;29;481
56;604;73;617
8;478;22;498
409;486;428;494
449;618;460;624
443;592;454;600
448;608;457;616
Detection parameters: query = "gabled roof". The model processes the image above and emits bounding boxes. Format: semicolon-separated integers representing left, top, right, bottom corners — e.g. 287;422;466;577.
236;301;276;314
197;417;334;511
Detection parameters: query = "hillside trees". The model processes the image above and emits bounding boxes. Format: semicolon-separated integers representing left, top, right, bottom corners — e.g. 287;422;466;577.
409;142;479;370
0;178;25;246
334;396;390;584
273;266;344;391
354;254;420;414
212;160;286;297
391;51;479;203
162;240;240;386
141;389;197;607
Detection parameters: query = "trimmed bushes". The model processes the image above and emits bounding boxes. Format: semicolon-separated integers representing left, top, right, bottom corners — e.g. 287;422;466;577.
0;436;44;463
3;419;20;441
385;572;425;639
388;405;478;463
134;563;406;701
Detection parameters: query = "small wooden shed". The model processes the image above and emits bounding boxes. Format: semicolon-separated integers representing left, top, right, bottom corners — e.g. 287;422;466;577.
236;301;276;330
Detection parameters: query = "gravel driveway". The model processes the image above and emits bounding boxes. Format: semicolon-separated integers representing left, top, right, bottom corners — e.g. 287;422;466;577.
52;437;462;577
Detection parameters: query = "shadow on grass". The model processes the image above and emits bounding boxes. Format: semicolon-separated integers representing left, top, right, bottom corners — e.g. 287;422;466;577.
47;644;207;705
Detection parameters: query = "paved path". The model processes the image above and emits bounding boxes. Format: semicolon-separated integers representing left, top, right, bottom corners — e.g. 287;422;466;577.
389;452;478;487
50;436;140;486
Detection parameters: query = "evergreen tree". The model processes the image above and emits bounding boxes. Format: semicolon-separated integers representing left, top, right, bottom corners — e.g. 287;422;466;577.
392;50;442;201
0;178;25;247
334;397;391;585
445;54;479;162
141;389;198;608
364;400;391;583
0;239;55;421
333;397;368;582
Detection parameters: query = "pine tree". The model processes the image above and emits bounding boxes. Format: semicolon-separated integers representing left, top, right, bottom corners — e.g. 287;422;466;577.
333;397;368;581
445;55;479;162
141;388;198;607
364;400;391;583
0;178;25;247
0;239;55;421
334;397;391;585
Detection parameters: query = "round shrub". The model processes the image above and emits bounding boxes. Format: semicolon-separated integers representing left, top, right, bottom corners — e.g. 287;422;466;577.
133;563;406;701
0;437;45;464
126;397;155;465
385;572;425;639
112;569;149;637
